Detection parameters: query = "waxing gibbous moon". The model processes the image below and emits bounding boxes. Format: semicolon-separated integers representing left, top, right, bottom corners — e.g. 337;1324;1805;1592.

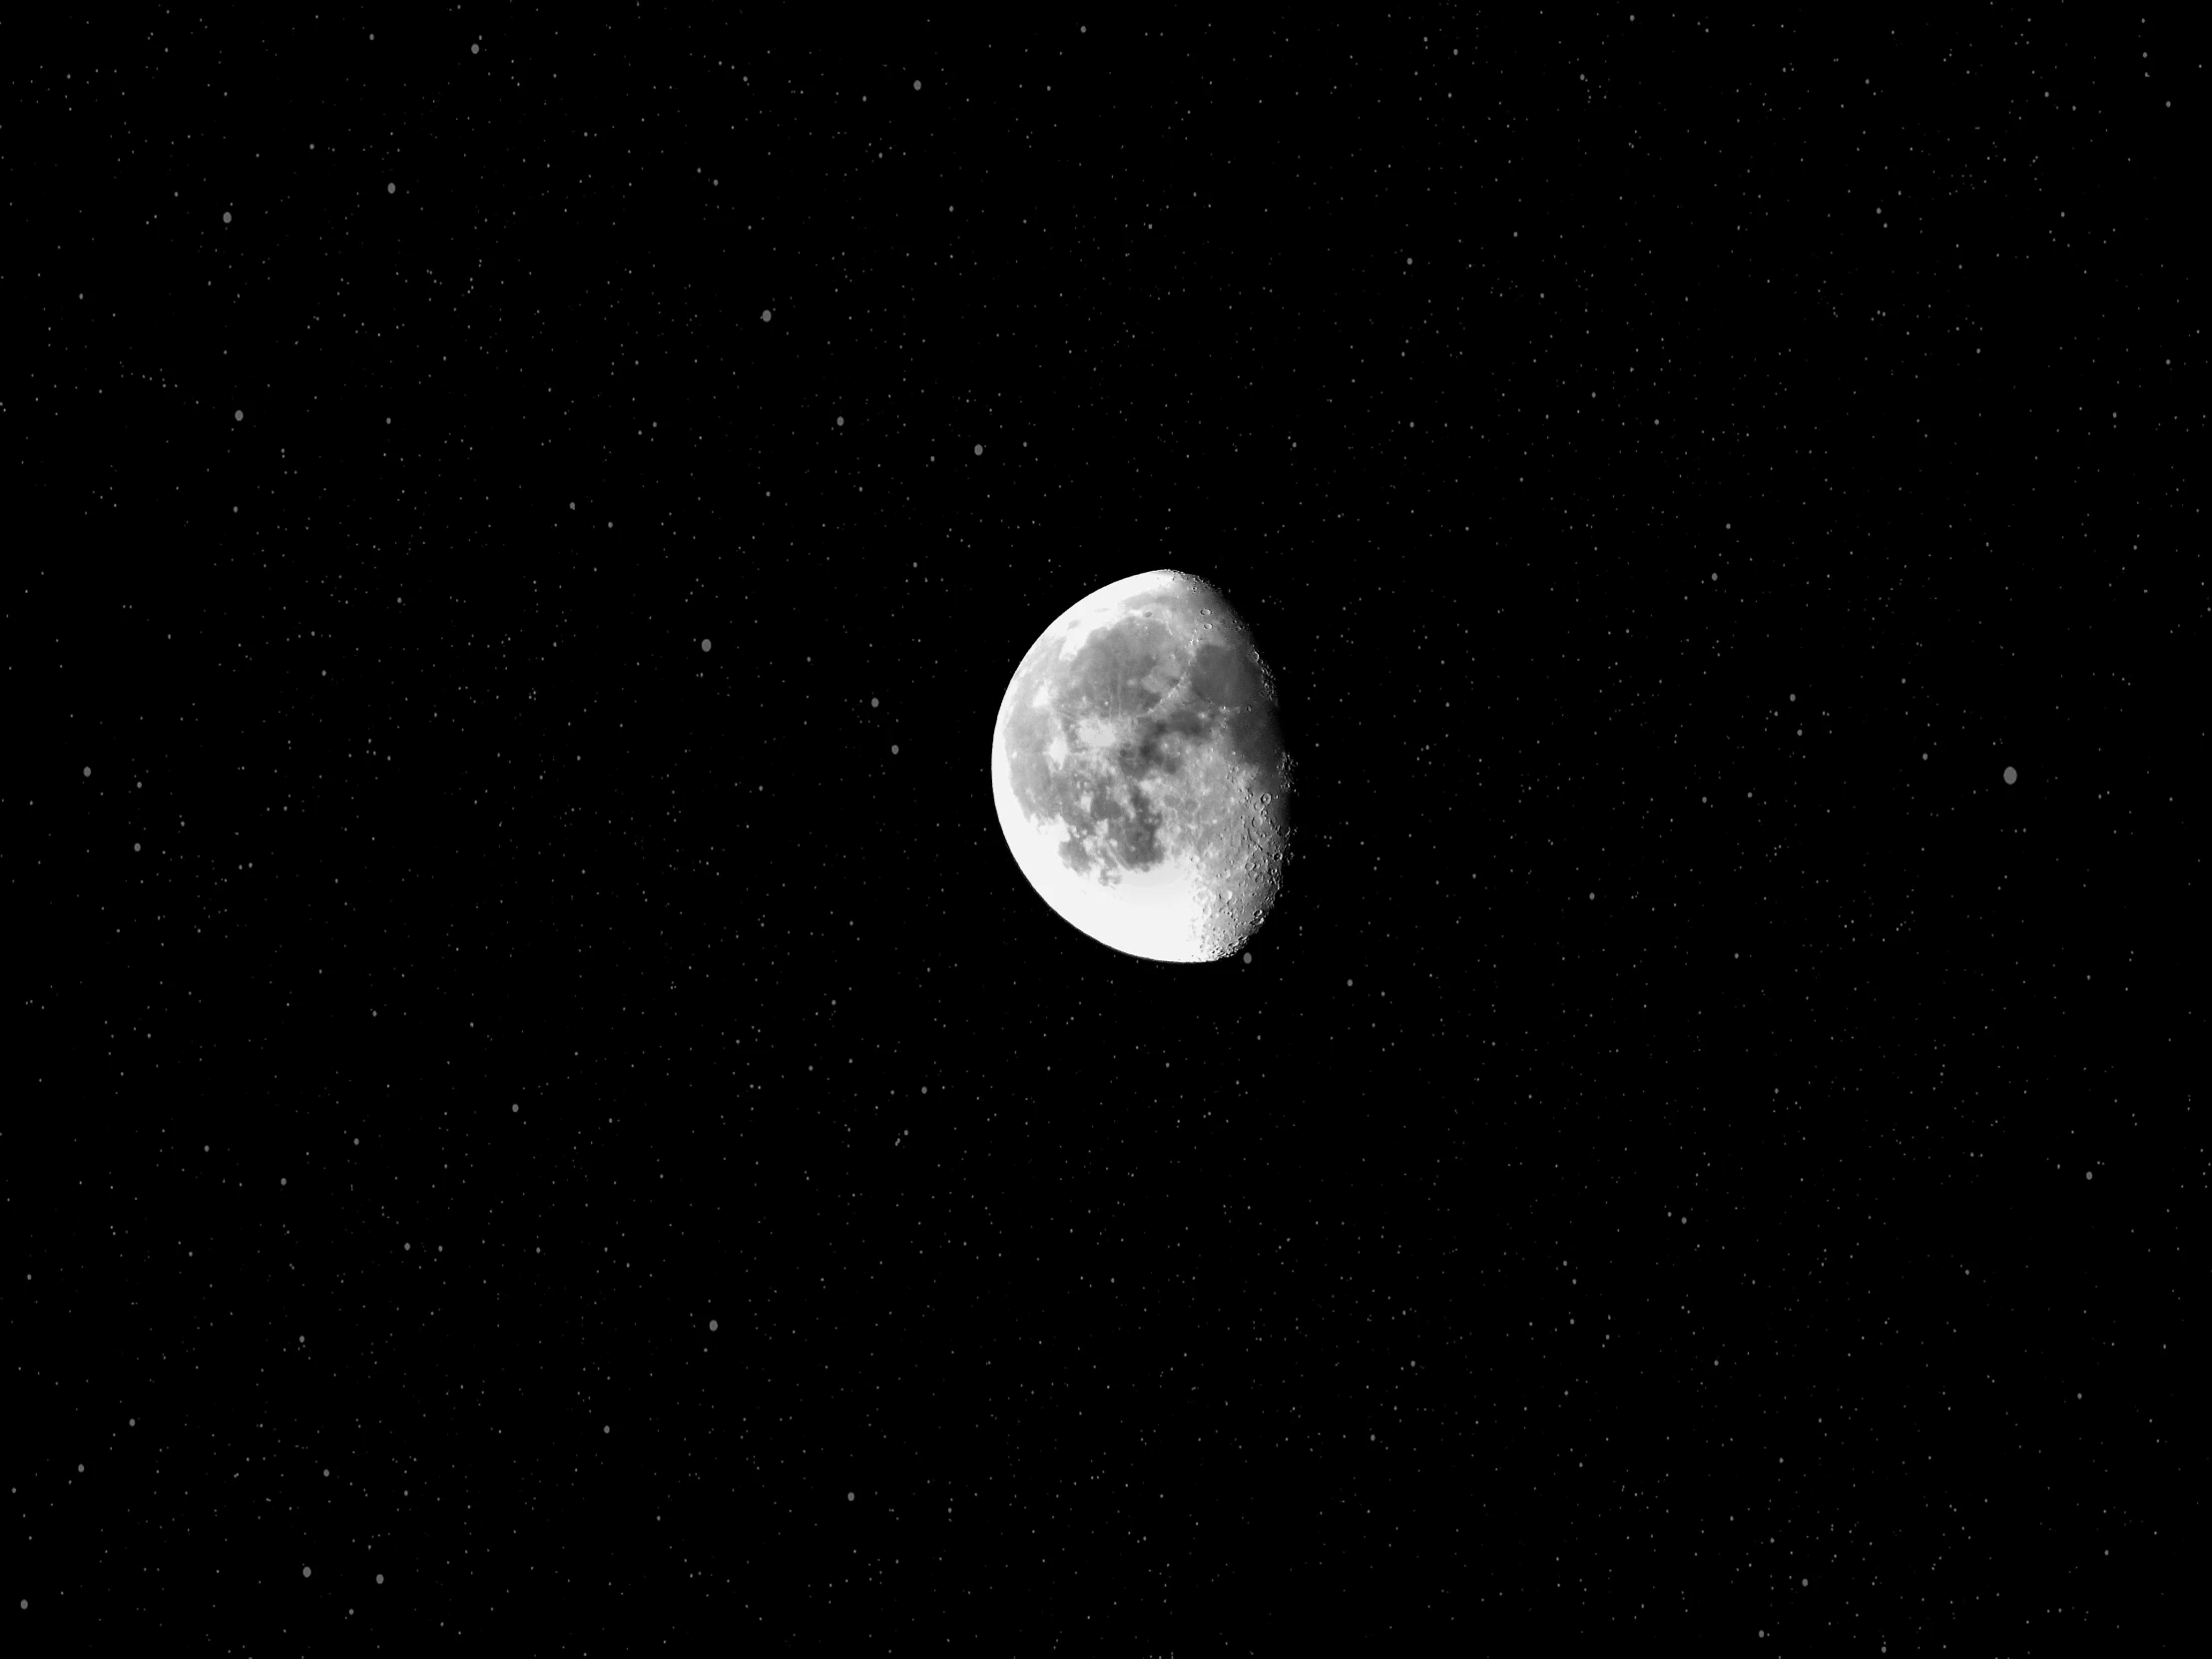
990;570;1296;963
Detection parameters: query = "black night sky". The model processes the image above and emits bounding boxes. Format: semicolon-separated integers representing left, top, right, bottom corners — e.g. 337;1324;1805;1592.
12;13;2194;1654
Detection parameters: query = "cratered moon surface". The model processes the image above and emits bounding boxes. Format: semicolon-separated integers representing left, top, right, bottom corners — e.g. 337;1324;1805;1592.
990;570;1296;963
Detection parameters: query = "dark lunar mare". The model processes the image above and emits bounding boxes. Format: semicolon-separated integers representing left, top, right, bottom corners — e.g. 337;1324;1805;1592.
1002;606;1290;884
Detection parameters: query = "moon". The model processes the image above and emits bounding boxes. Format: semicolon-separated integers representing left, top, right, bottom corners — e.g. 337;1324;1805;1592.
990;570;1296;963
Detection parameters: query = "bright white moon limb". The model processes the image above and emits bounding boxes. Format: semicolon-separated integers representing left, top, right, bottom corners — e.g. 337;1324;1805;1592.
991;570;1294;963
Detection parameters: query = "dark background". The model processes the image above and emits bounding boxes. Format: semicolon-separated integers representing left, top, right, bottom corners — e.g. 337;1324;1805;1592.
9;12;2196;1654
